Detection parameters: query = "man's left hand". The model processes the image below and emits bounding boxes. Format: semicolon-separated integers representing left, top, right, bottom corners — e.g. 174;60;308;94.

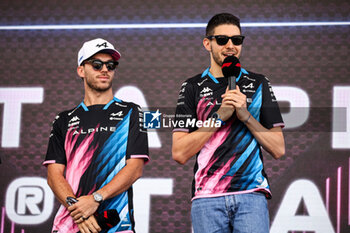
221;85;250;122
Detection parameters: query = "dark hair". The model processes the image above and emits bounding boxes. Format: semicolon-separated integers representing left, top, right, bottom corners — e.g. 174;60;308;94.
206;13;241;36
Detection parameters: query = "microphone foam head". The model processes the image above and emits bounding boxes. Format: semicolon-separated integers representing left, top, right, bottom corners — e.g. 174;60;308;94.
221;56;241;78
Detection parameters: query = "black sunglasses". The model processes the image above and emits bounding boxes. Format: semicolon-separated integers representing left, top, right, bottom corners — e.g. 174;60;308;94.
207;35;245;46
84;59;119;71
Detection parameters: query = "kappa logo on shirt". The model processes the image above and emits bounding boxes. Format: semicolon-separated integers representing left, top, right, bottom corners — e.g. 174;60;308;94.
200;87;213;97
69;116;80;122
201;87;212;93
68;116;80;127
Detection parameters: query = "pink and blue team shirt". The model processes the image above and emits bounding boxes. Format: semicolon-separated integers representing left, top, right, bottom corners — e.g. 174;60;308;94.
43;97;149;233
174;68;284;200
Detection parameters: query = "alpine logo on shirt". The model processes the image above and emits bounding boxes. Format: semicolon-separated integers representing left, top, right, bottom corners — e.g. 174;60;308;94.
243;82;254;89
110;111;124;120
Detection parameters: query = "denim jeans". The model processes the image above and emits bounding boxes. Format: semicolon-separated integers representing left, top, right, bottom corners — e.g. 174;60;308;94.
191;192;269;233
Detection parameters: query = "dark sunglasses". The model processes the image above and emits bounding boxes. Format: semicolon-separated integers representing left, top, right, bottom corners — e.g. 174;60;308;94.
84;59;119;71
207;35;245;46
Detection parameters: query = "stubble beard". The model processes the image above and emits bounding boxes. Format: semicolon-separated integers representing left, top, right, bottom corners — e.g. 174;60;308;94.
212;51;223;67
86;75;113;93
211;45;224;67
211;45;240;67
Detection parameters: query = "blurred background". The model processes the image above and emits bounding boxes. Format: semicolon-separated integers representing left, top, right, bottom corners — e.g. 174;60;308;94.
0;0;349;232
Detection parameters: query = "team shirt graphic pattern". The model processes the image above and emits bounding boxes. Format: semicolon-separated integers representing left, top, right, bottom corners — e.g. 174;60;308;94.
43;97;149;233
174;68;284;200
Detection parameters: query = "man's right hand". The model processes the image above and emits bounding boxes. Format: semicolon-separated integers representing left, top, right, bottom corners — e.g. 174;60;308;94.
217;86;236;121
77;215;101;233
69;195;99;223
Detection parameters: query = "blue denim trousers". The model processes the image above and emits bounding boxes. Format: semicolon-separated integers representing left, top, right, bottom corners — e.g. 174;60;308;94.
191;192;269;233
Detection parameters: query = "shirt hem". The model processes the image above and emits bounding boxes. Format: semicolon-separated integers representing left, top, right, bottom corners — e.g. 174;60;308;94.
42;160;56;166
191;188;271;201
273;122;285;128
130;154;150;164
172;128;189;133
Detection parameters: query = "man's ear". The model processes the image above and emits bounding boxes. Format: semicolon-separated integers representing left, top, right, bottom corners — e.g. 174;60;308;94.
77;66;85;79
203;38;211;52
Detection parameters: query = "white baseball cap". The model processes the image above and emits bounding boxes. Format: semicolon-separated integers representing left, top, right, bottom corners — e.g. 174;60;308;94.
77;38;121;66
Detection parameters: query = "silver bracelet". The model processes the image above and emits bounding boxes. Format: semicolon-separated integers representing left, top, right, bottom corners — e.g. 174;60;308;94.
243;114;251;124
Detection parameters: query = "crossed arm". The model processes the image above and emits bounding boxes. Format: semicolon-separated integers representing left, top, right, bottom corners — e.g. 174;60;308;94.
47;158;144;233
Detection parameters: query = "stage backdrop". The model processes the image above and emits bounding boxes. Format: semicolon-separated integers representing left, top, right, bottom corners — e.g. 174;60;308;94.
0;0;349;232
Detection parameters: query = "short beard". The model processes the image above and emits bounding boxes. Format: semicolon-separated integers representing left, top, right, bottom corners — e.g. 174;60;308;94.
211;45;223;66
86;78;112;92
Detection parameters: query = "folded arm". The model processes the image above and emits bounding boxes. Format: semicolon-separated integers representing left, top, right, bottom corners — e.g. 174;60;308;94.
68;158;145;222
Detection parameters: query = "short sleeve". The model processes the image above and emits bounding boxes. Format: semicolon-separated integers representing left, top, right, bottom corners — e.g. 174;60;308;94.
173;81;198;133
43;113;67;166
126;105;149;162
260;77;285;129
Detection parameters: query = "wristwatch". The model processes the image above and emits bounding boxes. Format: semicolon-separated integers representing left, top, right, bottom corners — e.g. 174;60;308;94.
66;196;78;206
211;112;225;125
92;192;103;203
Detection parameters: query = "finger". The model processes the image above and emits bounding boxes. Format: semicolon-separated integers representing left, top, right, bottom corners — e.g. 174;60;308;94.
67;205;75;212
73;214;84;222
89;217;102;232
74;219;81;224
222;90;240;99
221;94;236;101
79;222;90;233
85;220;99;233
222;90;234;97
222;99;236;106
231;101;245;109
77;224;85;233
71;209;82;218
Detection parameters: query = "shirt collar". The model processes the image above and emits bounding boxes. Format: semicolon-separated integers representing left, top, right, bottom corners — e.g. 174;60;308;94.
201;67;248;83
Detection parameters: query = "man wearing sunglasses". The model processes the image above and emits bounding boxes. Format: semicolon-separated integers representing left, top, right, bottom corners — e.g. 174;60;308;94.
44;38;149;233
172;13;285;233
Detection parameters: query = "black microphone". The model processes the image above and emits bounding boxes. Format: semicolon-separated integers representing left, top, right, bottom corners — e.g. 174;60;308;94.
221;56;241;90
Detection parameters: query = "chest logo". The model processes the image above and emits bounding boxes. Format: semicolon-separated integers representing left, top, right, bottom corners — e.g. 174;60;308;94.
110;111;124;120
68;116;80;127
111;111;123;117
243;83;254;89
200;87;213;97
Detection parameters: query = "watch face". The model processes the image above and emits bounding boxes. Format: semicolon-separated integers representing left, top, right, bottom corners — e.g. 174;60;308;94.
211;112;219;120
93;192;103;202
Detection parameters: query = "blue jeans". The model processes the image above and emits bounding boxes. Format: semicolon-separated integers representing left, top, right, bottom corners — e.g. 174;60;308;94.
191;192;269;233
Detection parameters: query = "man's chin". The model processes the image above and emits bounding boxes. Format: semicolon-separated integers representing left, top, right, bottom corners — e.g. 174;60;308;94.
87;83;112;92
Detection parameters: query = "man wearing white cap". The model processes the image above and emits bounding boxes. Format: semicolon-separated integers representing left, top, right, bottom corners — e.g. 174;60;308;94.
43;38;149;233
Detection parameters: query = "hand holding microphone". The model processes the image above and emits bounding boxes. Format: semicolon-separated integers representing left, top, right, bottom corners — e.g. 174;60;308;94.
214;56;249;123
220;56;251;123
